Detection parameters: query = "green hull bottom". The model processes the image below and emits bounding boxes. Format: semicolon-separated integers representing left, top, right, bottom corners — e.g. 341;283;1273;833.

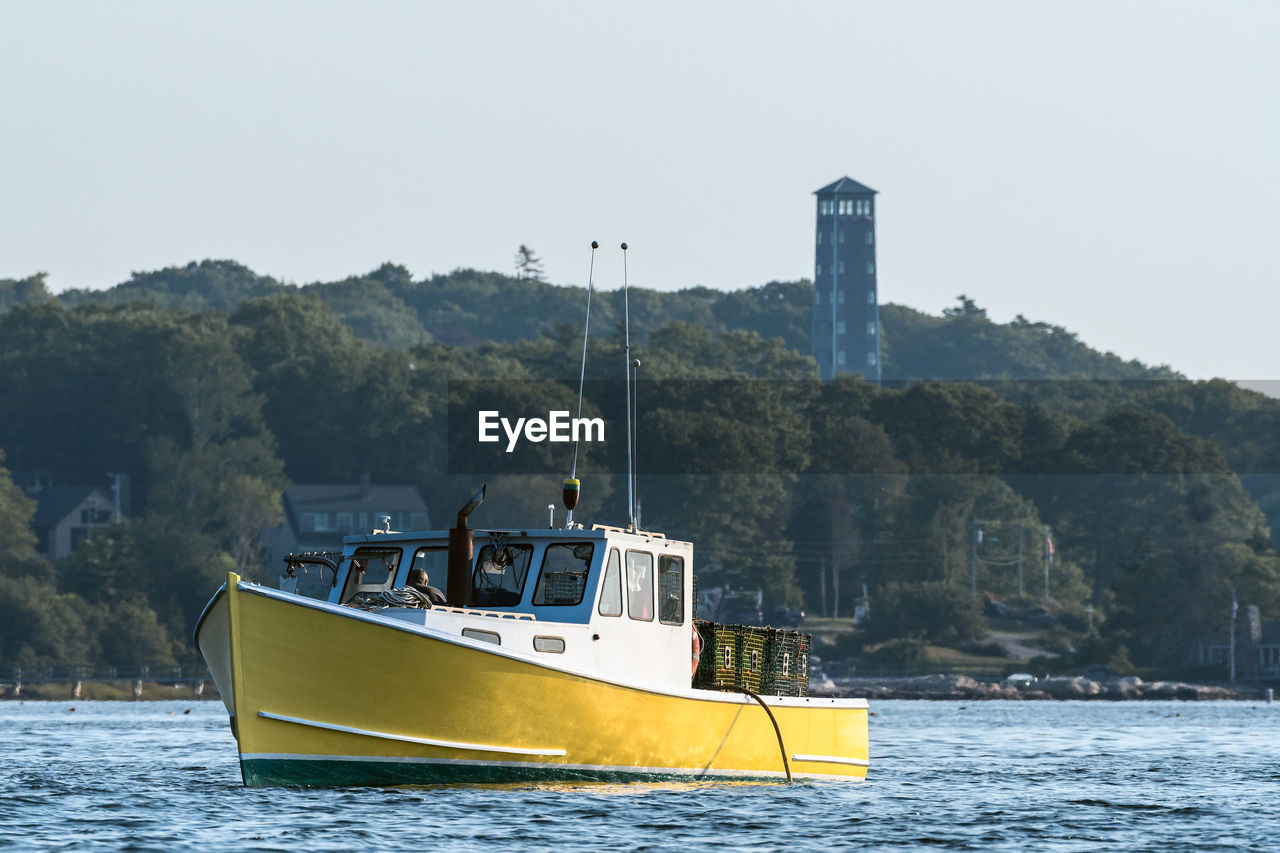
240;757;788;788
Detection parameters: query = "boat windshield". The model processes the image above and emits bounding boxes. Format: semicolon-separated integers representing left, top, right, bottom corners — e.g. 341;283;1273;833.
471;543;534;607
532;543;594;606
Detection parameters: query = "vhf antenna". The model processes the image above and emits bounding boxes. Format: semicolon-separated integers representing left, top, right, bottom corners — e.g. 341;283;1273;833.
622;242;637;530
563;240;598;528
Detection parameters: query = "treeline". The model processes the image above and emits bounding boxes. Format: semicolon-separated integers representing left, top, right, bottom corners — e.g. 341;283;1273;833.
3;260;1174;380
0;264;1277;675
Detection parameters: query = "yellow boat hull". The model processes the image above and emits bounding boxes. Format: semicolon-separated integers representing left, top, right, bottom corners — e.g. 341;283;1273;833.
196;574;869;786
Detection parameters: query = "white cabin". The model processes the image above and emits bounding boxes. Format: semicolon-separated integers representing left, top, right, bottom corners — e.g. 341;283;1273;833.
303;525;696;692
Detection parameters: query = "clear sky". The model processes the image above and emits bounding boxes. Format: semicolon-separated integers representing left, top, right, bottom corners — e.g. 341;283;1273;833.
2;1;1277;381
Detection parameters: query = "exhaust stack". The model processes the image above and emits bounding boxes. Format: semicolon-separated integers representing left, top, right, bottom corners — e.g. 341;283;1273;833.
447;484;485;607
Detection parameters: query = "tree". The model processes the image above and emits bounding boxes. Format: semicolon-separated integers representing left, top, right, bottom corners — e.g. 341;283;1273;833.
0;273;53;314
513;245;545;281
0;452;40;570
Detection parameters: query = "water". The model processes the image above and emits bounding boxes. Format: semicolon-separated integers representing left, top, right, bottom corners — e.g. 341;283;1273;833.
1;699;1277;851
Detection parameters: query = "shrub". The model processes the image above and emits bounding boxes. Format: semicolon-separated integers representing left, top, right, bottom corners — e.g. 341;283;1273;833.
862;581;985;645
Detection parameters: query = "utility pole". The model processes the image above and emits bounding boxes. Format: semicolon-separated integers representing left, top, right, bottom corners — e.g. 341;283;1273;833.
1017;526;1024;597
971;519;995;594
1043;524;1052;600
1230;587;1237;683
971;522;980;593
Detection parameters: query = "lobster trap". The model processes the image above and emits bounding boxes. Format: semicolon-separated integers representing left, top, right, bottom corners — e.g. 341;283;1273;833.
694;622;810;696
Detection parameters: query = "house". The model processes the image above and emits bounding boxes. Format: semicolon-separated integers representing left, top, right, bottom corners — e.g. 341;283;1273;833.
1198;608;1280;677
263;481;430;576
31;486;116;560
1259;621;1280;675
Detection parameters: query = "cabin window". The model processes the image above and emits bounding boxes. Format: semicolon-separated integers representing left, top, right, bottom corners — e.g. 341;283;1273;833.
626;550;654;621
533;543;595;606
598;548;622;617
336;512;353;531
533;636;566;653
409;546;448;589
340;547;403;603
462;628;500;645
410;512;428;529
658;555;684;625
471;542;534;607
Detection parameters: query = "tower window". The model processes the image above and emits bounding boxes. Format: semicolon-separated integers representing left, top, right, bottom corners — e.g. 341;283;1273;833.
817;233;822;245
866;232;874;244
837;351;846;366
866;262;875;274
839;231;845;243
867;320;876;335
816;264;822;276
867;352;877;366
867;291;876;305
837;321;846;334
838;262;845;273
837;290;845;305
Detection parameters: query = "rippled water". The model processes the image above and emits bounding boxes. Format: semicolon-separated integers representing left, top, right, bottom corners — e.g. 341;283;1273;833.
1;699;1277;850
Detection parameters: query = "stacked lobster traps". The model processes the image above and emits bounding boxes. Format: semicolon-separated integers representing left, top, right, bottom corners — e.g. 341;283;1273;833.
693;621;811;697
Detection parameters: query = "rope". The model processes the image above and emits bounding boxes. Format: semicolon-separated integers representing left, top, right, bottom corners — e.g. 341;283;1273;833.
726;687;792;783
343;586;435;611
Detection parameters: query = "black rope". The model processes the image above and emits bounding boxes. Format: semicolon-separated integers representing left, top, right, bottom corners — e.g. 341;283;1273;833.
725;687;792;783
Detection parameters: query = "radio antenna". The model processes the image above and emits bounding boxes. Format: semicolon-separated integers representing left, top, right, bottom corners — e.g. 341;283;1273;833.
622;242;635;530
564;240;598;528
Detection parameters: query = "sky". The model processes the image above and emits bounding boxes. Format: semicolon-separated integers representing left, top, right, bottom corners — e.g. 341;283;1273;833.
2;1;1277;381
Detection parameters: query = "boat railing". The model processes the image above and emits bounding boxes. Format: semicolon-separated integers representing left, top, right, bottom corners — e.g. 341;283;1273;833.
426;605;536;621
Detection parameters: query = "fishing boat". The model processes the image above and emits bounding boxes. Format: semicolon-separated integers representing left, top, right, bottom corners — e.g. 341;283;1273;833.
193;243;869;786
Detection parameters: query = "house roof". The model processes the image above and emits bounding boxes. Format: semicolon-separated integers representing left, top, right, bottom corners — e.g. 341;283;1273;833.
814;176;878;196
282;484;428;532
32;486;108;529
284;484;427;511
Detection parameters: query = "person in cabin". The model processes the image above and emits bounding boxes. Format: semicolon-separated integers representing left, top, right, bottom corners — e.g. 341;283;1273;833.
407;568;448;605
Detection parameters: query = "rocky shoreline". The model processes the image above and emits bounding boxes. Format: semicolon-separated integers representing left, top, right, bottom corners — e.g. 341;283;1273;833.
833;673;1256;701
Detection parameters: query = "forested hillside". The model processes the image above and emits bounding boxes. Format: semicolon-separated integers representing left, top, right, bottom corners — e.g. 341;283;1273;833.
1;263;1277;677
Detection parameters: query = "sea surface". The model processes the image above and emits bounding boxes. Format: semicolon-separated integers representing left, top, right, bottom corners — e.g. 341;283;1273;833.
1;698;1277;851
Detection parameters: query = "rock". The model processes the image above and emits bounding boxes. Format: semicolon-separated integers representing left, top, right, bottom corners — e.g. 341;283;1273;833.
1037;676;1100;698
1104;680;1142;699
